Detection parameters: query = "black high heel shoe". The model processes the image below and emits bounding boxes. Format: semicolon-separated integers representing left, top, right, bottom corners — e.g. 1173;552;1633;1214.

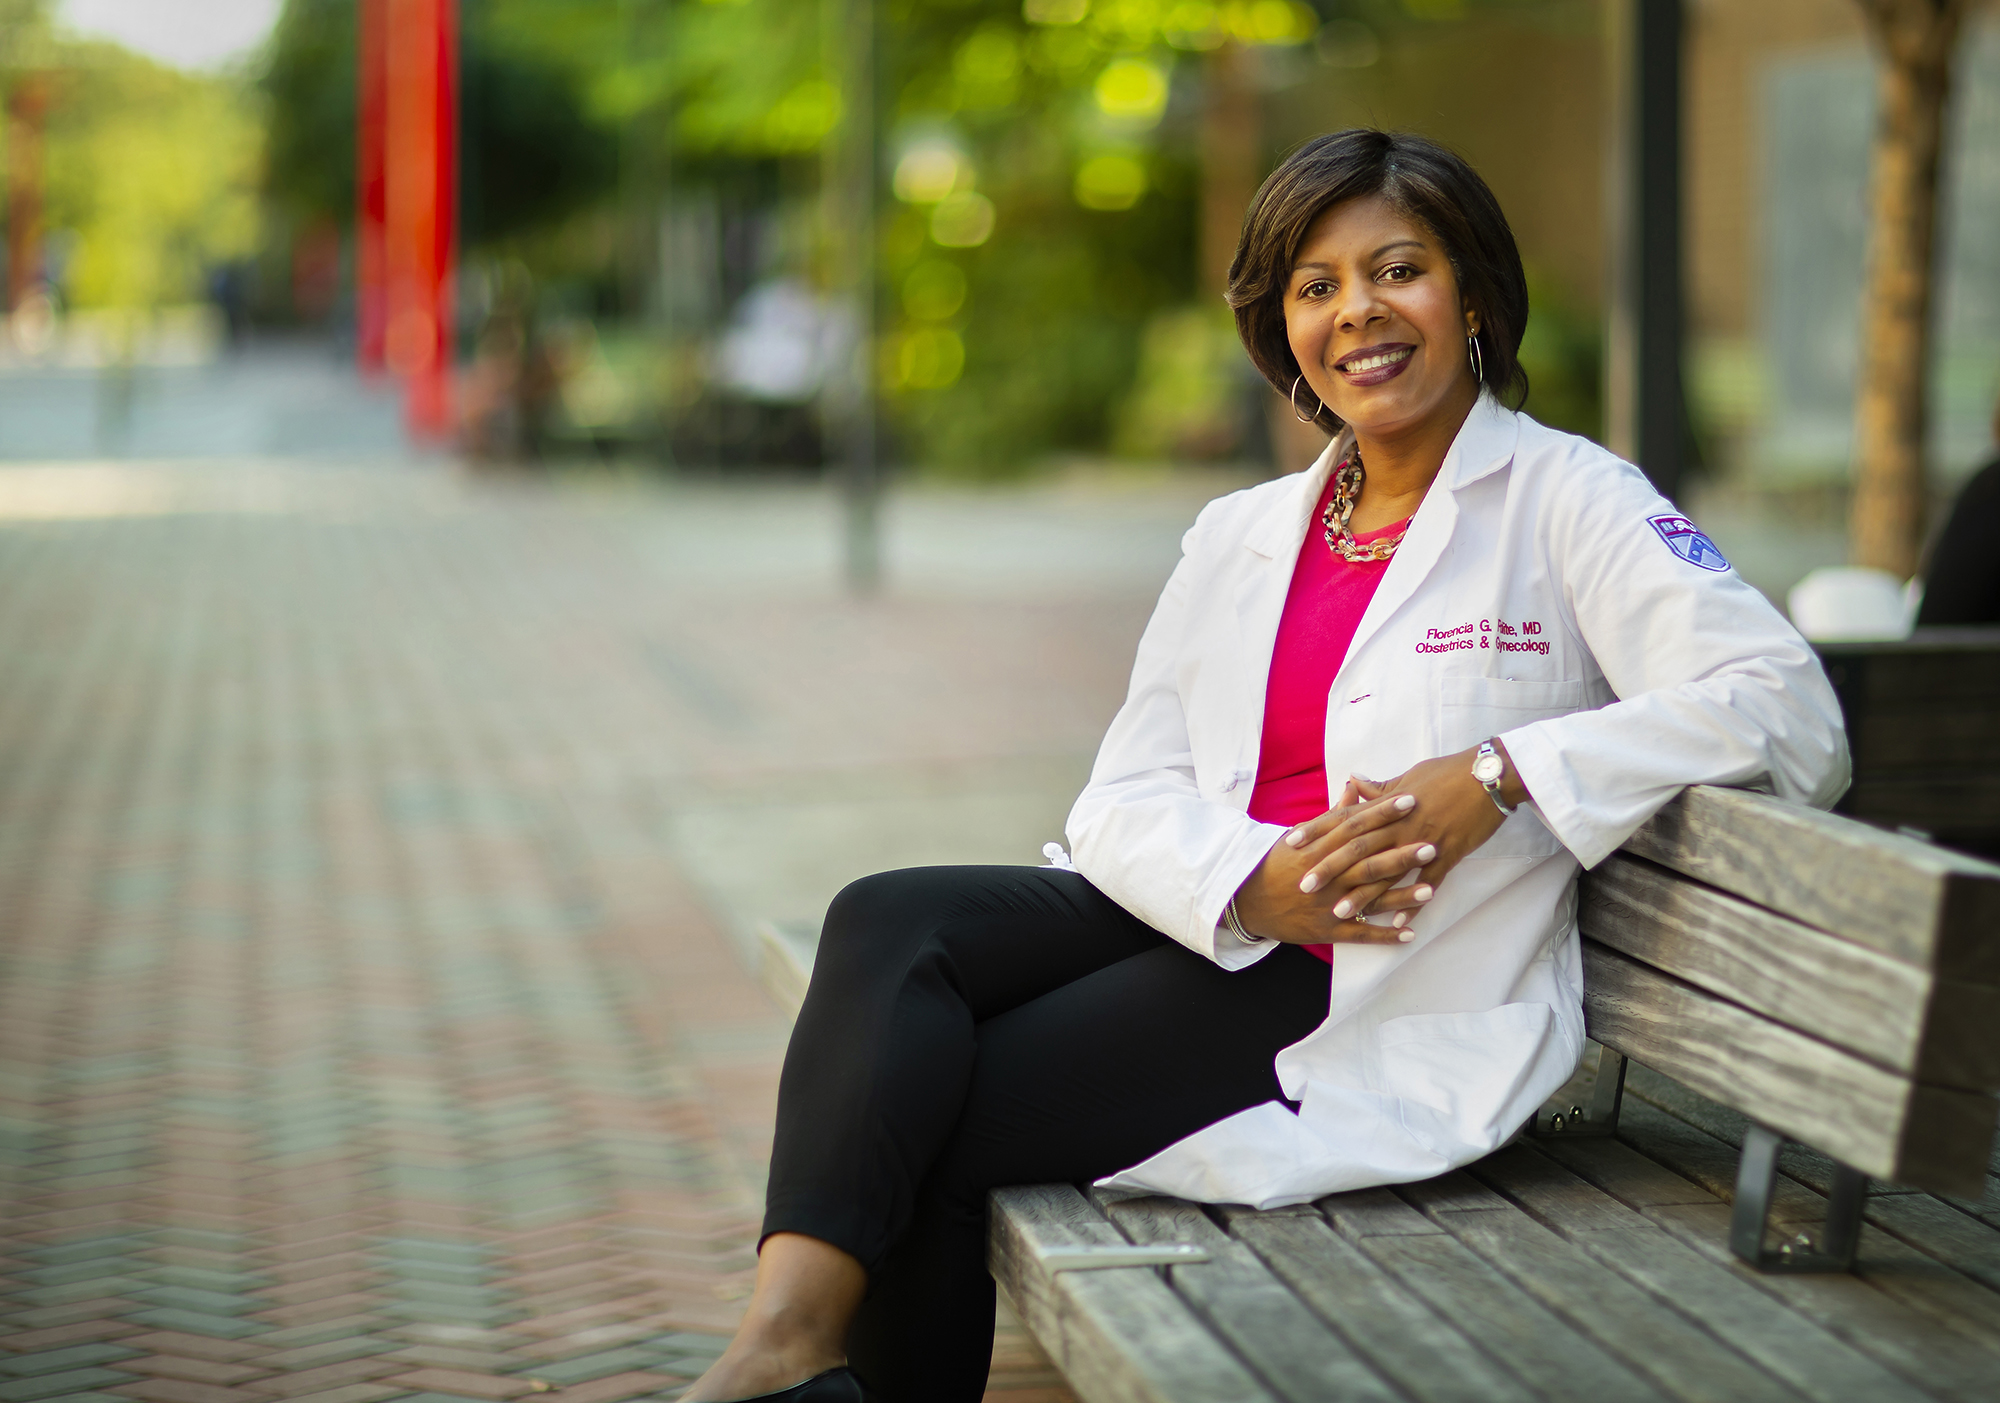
717;1366;877;1402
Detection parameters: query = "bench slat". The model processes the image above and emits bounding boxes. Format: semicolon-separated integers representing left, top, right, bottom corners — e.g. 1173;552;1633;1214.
1538;1171;2000;1399
1652;1201;2000;1403
1398;1173;1824;1402
987;1183;1278;1403
1615;1063;1930;1201
1819;633;2000;850
1334;1214;1674;1402
1402;1175;1800;1396
1219;1203;1539;1403
1538;1093;2000;1393
1465;1146;1948;1403
1582;854;2000;1090
1556;1091;1860;1224
1614;1088;2000;1338
1581;941;1996;1195
1621;786;2000;982
1094;1193;1403;1403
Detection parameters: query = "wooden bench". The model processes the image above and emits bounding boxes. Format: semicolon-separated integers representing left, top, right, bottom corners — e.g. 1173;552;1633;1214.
989;786;2000;1403
1818;627;2000;859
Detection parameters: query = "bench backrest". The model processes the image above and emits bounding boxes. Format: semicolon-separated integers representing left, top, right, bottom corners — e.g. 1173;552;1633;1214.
1816;629;2000;858
1578;785;2000;1197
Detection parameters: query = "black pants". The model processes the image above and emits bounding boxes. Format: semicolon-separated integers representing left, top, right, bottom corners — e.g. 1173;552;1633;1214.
762;866;1330;1402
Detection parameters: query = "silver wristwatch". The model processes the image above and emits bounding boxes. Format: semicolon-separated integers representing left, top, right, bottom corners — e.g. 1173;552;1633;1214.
1472;739;1517;817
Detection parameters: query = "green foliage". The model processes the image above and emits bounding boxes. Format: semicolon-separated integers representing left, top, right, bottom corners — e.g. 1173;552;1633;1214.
461;31;621;245
1113;305;1243;460
250;0;1594;470
0;0;55;69
434;0;1304;469
879;112;1202;471
1514;268;1601;441
261;0;621;247
262;0;355;225
39;43;261;309
867;2;1283;470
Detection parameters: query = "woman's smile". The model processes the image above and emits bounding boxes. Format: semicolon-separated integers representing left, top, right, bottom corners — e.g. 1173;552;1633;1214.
1335;342;1415;386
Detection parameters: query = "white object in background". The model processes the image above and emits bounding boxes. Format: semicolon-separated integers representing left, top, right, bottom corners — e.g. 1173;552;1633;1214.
1786;567;1916;641
716;279;853;404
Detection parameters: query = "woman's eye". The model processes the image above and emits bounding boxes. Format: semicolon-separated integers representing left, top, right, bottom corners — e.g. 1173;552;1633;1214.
1380;264;1415;282
1300;280;1332;299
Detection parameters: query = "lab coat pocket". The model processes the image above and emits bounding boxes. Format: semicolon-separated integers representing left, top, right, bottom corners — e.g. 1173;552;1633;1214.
1438;675;1589;856
1378;1001;1558;1159
1438;674;1589;741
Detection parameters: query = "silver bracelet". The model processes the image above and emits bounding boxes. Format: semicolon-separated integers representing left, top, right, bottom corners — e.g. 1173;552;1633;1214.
1224;897;1267;945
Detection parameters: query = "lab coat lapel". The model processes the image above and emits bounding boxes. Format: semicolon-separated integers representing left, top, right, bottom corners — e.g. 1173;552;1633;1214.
1339;477;1457;669
1231;445;1339;750
1339;397;1517;669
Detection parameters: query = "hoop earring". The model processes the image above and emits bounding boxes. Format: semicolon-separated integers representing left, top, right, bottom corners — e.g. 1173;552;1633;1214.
1466;333;1484;386
1290;375;1323;425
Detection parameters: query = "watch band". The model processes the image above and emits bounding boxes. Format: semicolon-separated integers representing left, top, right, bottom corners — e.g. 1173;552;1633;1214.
1474;739;1518;817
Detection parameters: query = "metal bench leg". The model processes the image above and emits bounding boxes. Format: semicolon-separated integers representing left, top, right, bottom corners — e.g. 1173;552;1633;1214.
1729;1123;1866;1272
1589;1048;1627;1126
1533;1047;1626;1138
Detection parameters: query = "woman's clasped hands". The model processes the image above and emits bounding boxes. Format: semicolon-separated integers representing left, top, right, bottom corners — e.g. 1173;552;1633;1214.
1231;743;1521;946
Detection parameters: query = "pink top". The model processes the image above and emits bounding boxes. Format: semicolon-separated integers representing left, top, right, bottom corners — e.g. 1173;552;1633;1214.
1246;474;1409;965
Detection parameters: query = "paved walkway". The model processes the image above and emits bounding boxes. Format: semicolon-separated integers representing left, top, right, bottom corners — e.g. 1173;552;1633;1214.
0;456;1244;1403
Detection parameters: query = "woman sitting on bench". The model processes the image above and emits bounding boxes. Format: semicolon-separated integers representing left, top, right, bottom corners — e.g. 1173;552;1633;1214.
684;129;1849;1403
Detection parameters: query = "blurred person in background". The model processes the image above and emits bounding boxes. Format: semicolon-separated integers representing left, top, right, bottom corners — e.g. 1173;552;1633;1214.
683;131;1848;1403
1915;389;2000;626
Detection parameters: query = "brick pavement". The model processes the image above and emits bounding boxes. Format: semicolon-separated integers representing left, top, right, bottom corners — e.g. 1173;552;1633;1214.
0;461;1224;1403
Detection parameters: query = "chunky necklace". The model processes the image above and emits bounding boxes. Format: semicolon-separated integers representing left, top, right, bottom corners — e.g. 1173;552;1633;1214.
1322;444;1407;563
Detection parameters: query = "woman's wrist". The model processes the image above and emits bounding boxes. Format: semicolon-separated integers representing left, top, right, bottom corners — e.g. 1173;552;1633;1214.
1223;895;1267;945
1489;736;1532;810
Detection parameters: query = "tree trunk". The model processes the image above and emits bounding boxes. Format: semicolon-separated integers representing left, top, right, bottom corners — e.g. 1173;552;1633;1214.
1200;42;1260;301
823;0;878;589
1849;0;1969;578
6;74;47;311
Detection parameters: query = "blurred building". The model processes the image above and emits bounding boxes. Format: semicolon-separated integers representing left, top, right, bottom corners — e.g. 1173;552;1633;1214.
1281;0;1999;499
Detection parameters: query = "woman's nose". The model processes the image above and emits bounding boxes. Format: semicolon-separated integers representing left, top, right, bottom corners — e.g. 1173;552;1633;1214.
1334;288;1383;330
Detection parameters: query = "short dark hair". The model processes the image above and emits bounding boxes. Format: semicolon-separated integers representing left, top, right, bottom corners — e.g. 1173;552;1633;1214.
1225;129;1530;433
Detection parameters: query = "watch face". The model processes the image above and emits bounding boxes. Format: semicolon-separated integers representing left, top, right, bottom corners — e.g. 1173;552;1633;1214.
1473;753;1504;784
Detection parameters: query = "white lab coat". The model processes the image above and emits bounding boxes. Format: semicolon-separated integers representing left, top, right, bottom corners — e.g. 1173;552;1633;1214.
1067;395;1848;1208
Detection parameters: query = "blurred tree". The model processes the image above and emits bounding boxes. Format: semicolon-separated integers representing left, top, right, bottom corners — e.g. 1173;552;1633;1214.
1513;268;1600;441
264;0;619;247
262;0;356;229
869;0;1321;470
442;0;1326;469
41;42;261;310
460;32;621;246
1;0;56;309
256;0;1580;471
1848;0;1972;578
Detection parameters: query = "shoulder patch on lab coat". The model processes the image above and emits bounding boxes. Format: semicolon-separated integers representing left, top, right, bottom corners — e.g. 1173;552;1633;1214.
1647;513;1731;572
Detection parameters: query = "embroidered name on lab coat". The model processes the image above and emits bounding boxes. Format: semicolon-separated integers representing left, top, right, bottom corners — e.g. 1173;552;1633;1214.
1415;619;1550;656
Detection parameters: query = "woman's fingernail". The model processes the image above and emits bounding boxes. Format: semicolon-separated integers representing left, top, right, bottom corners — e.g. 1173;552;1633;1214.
1391;911;1408;928
1413;884;1435;902
1415;844;1438;863
1286;828;1306;847
1300;873;1320;893
1394;794;1416;812
1332;897;1353;918
1398;929;1416;943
